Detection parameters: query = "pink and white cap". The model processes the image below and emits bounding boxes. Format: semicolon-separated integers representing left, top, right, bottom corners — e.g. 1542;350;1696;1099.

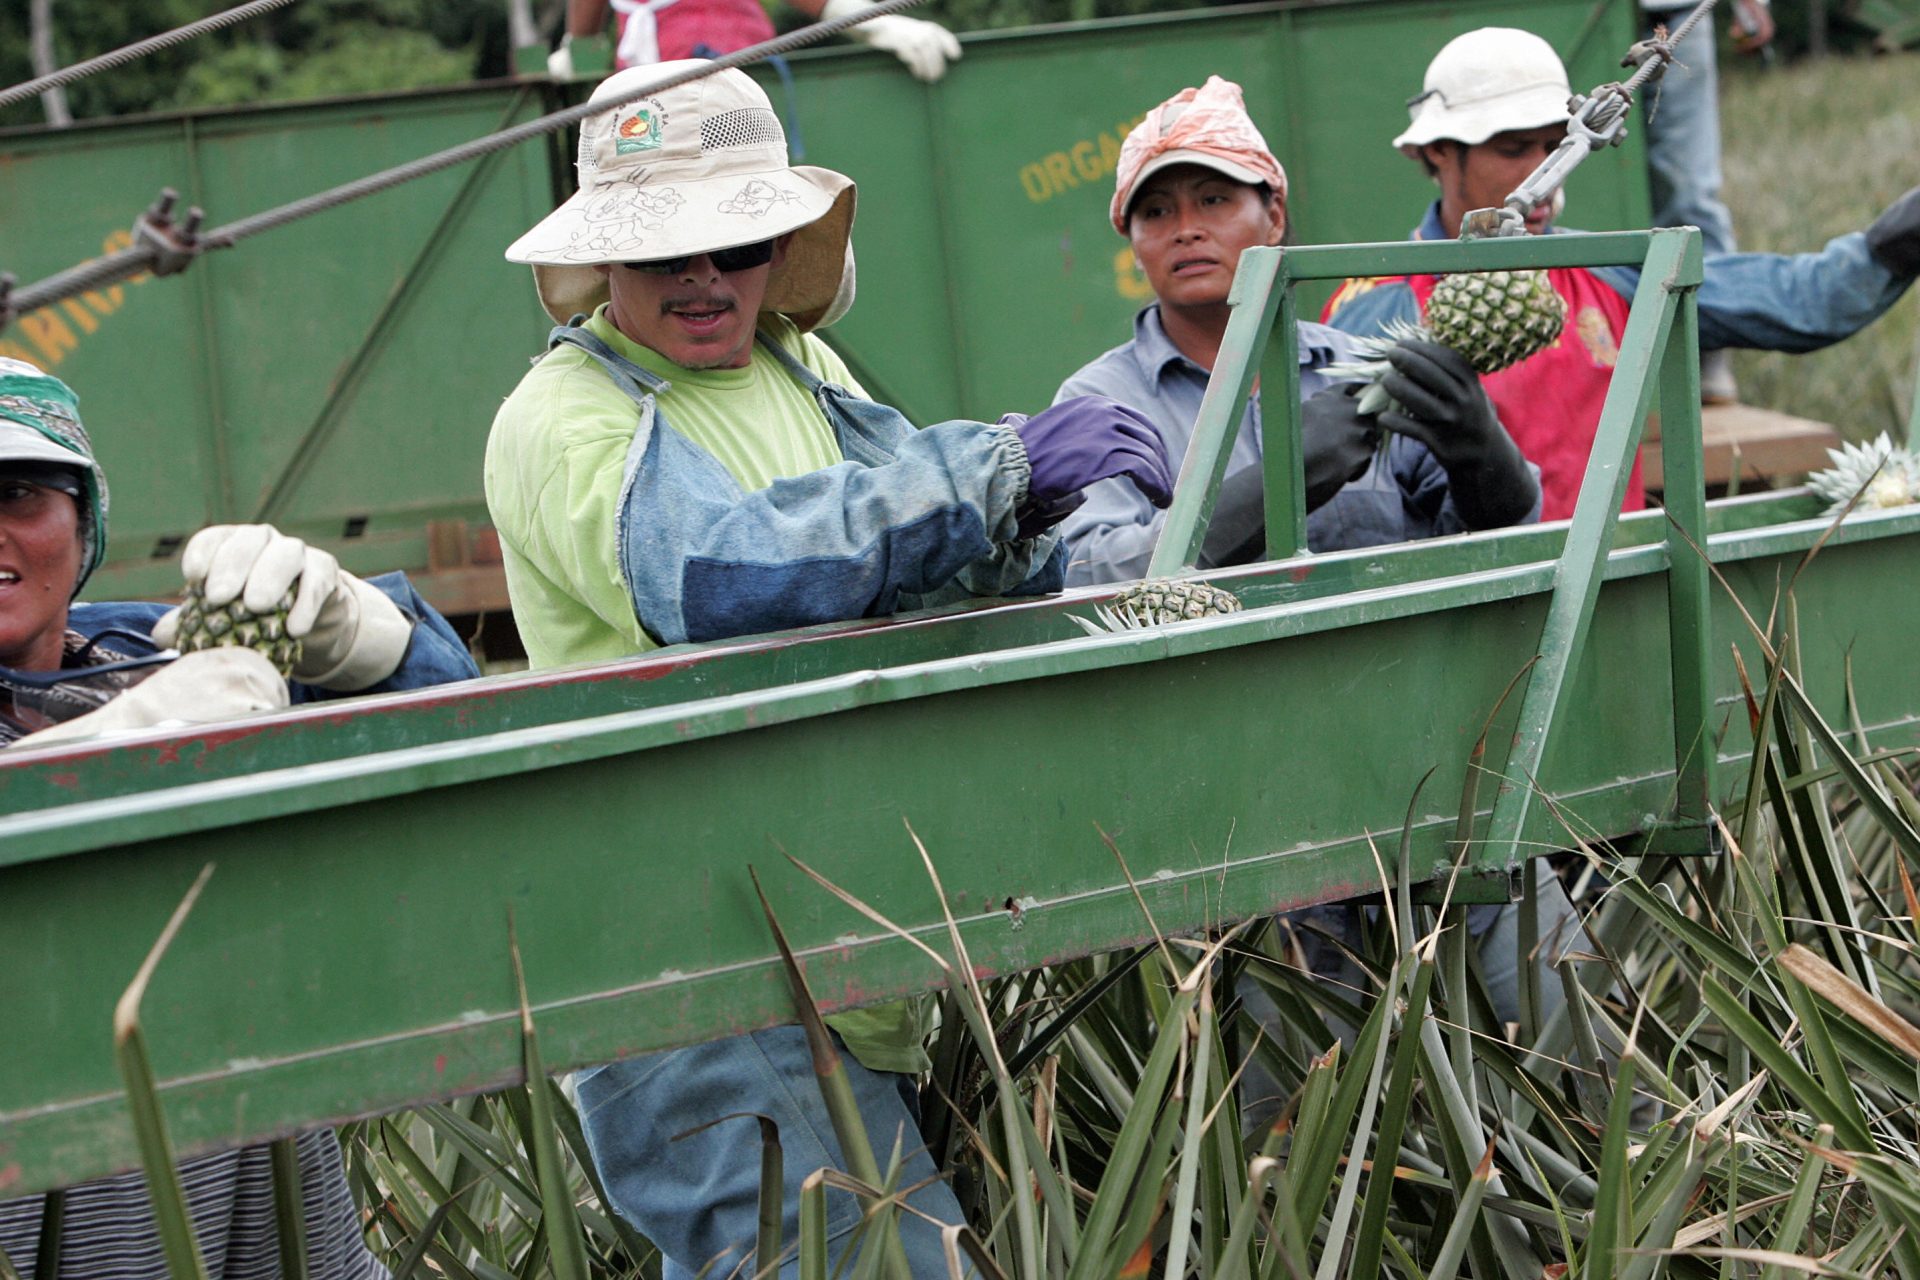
1109;76;1288;235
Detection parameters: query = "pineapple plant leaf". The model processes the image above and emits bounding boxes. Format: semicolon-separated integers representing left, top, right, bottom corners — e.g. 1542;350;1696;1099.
172;582;303;677
1069;578;1243;636
1325;269;1568;418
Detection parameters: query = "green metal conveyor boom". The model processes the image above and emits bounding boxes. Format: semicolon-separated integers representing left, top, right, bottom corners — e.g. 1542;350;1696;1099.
7;229;1920;1198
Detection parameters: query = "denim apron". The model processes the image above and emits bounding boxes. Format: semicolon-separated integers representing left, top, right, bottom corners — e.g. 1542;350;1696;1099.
547;321;952;644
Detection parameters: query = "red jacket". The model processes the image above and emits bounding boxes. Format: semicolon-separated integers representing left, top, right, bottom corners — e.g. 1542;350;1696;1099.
1323;267;1638;522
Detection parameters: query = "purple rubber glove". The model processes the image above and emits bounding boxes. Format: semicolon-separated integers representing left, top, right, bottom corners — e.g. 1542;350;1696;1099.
1003;396;1174;538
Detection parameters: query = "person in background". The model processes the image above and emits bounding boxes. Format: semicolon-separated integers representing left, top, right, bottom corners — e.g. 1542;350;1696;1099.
486;63;1169;1276
550;0;960;83
0;356;479;1278
1050;78;1572;1130
1054;74;1540;586
1322;26;1920;521
1639;0;1776;402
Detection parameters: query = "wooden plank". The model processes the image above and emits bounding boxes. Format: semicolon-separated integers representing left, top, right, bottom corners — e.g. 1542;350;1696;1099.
1643;404;1843;490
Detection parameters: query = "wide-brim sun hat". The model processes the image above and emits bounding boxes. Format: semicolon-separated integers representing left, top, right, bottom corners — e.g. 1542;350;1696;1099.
507;62;856;332
1110;76;1289;234
1394;27;1572;156
0;357;109;595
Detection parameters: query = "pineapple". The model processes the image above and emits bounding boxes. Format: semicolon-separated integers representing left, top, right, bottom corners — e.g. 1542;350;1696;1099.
172;584;303;677
1326;269;1568;417
1806;432;1920;517
1071;578;1243;635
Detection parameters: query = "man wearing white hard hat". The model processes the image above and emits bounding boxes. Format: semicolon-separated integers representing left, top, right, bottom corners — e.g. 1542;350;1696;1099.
1324;26;1920;523
487;63;1172;1275
551;0;960;83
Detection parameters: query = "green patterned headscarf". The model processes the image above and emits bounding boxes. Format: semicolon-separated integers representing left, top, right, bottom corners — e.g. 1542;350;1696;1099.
0;358;109;594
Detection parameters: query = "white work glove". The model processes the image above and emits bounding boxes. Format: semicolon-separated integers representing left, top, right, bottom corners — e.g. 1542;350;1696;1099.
151;524;414;693
22;649;288;746
820;0;960;81
548;35;575;78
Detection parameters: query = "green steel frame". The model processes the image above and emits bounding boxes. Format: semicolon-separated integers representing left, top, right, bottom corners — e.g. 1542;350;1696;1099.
1149;229;1715;863
8;229;1920;1200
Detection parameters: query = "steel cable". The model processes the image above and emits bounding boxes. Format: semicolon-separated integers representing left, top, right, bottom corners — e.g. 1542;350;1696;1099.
0;0;928;328
0;0;302;112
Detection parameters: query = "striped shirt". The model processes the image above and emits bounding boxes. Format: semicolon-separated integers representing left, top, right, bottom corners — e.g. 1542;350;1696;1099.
0;1131;388;1279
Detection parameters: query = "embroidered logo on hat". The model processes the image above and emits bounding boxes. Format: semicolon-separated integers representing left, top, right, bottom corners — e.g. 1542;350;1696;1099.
616;104;666;154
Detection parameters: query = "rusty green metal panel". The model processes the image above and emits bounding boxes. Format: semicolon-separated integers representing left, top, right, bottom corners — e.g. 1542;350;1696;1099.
0;85;564;607
0;0;1645;610
779;0;1649;425
7;490;1920;1196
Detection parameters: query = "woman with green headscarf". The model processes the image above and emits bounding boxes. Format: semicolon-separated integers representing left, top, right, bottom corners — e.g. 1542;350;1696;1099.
0;358;478;1276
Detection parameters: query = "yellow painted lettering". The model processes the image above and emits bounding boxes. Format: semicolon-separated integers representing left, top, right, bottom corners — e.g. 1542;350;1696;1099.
1042;151;1077;193
1019;163;1052;203
60;299;100;334
18;310;78;366
0;339;41;365
83;287;121;315
1099;130;1123;173
1070;139;1101;183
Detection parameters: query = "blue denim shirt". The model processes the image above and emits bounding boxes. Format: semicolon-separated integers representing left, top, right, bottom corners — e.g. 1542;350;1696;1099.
1054;306;1507;585
549;325;1066;646
1405;202;1913;352
67;571;480;700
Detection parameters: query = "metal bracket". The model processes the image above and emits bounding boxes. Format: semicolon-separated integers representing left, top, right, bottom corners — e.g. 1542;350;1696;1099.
1460;0;1716;241
132;188;207;277
1411;864;1524;906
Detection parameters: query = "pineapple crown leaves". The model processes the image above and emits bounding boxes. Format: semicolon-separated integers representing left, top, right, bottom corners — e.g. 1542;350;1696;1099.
1806;431;1920;516
1069;579;1244;636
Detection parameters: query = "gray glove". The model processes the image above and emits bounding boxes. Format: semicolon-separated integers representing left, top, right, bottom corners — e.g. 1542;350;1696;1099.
1199;464;1268;567
23;649;288;745
1867;186;1920;276
1377;340;1537;530
1300;384;1381;510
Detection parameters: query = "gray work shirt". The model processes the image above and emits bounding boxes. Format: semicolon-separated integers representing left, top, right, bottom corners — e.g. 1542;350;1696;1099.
1053;305;1477;586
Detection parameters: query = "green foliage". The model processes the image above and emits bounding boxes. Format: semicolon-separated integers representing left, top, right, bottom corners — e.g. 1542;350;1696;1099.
0;0;504;129
1723;50;1920;440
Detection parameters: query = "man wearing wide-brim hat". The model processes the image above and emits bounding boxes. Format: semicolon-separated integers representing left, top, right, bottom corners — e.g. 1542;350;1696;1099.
486;63;1175;1275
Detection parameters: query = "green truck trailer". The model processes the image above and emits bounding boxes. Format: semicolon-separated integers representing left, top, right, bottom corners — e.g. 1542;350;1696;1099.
7;0;1918;1227
0;0;1648;619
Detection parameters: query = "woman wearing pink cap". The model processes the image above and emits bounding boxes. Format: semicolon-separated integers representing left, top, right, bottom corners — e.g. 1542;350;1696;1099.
1053;75;1540;586
1052;78;1589;1126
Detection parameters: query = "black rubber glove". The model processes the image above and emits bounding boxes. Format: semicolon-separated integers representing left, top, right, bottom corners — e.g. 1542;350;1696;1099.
1300;384;1380;511
1377;339;1538;530
1867;185;1920;276
1198;463;1267;567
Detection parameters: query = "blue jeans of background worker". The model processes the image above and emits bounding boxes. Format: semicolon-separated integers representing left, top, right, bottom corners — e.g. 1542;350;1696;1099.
578;1030;962;1279
1642;4;1736;257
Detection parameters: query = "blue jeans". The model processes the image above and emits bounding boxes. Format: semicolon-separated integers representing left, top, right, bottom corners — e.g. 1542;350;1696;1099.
577;1027;965;1279
1641;8;1737;257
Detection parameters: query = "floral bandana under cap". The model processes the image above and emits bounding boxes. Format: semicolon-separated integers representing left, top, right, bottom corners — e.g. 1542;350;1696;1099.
1109;75;1290;234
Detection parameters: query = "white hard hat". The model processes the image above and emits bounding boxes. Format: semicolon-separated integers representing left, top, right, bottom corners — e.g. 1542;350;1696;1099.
1394;27;1571;156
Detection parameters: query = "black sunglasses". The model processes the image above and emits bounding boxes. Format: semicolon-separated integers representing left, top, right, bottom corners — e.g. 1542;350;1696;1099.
619;240;776;275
